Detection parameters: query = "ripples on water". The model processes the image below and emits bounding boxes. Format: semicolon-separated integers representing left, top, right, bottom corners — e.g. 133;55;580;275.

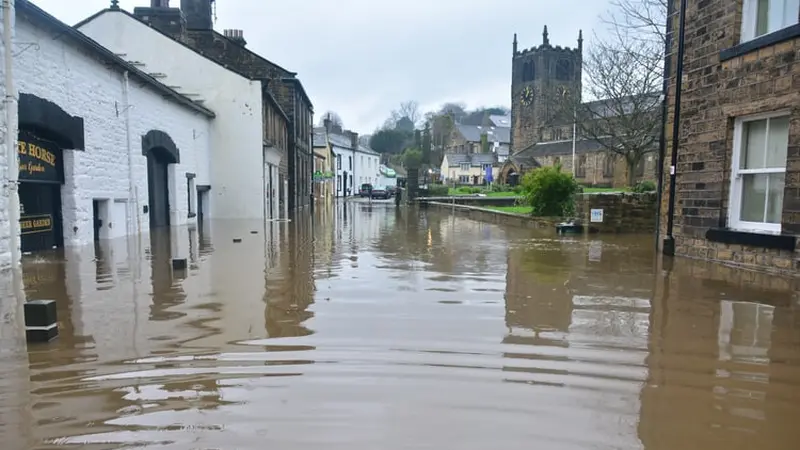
1;202;799;449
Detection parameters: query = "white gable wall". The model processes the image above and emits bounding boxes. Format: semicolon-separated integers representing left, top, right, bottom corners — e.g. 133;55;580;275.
78;10;265;220
15;13;212;246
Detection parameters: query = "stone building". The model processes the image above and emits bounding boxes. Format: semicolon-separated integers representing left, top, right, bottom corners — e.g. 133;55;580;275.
12;0;213;254
503;27;658;187
77;1;290;221
445;123;511;156
81;0;313;212
659;0;800;275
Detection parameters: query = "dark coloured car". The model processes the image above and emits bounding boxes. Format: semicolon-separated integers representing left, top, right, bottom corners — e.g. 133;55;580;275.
359;183;373;197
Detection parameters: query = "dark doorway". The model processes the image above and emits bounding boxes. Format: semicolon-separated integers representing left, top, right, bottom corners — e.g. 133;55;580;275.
197;185;210;231
19;183;62;253
146;148;171;229
343;170;349;196
92;200;101;242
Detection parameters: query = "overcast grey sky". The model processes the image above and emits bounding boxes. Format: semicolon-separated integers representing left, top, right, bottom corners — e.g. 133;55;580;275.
32;0;612;134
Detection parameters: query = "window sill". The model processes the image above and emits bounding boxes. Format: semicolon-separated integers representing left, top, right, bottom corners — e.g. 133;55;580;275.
188;213;197;219
720;24;800;62
706;228;796;251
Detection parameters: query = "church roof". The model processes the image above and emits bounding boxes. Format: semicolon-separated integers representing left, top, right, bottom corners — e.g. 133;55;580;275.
456;124;511;144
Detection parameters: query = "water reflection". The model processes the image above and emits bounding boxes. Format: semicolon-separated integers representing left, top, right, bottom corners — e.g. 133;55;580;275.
0;201;798;449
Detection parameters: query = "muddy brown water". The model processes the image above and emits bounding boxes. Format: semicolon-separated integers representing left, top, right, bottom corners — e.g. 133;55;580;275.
1;202;800;449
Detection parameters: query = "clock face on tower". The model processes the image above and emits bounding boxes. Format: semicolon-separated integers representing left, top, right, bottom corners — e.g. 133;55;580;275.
520;86;534;106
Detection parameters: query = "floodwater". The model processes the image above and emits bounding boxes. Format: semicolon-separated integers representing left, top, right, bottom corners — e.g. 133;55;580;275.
1;201;800;450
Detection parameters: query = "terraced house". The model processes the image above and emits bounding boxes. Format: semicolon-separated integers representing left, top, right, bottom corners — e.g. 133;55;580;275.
79;0;313;212
659;0;800;274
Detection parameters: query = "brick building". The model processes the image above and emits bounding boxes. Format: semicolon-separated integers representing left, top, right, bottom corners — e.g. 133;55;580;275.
659;0;800;275
127;0;313;211
505;27;659;188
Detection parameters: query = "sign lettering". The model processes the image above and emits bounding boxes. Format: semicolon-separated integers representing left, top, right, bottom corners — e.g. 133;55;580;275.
20;214;53;235
17;133;63;183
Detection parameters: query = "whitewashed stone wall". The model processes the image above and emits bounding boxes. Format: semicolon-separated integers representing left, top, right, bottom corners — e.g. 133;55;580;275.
0;1;13;271
78;10;268;220
15;13;212;247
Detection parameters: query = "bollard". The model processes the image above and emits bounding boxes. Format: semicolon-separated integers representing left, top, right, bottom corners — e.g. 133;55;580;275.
172;258;187;270
24;300;59;343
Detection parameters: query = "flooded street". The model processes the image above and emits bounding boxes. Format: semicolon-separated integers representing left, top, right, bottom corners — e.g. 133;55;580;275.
1;202;800;449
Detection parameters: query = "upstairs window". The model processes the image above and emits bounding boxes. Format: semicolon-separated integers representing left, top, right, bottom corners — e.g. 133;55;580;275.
459;163;470;171
729;112;789;233
741;0;800;42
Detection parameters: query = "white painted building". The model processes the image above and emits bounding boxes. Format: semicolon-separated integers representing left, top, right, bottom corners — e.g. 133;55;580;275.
13;0;213;252
76;4;278;221
328;130;380;197
0;0;13;272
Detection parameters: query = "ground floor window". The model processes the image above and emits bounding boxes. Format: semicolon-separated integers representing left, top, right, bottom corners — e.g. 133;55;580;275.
458;175;470;184
729;112;788;233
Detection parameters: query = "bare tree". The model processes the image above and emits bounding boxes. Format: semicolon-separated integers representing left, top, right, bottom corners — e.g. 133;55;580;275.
398;100;422;126
603;0;668;49
319;111;343;128
555;32;662;186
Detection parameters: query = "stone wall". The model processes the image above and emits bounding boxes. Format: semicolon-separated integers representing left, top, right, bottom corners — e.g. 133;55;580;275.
426;202;560;230
426;192;657;234
575;193;658;233
659;0;800;276
18;10;212;245
0;2;11;271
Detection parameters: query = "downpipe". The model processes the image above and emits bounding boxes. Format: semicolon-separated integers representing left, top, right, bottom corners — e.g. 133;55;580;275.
122;71;136;236
663;0;688;256
3;0;22;281
655;0;676;254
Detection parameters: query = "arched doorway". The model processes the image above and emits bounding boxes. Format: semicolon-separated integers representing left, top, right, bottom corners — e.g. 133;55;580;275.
17;93;85;253
141;130;180;230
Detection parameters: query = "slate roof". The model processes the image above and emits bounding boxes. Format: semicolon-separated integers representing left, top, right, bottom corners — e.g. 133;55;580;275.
456;123;511;144
19;0;214;118
313;127;327;148
325;130;380;156
444;153;499;167
489;114;511;127
510;137;610;168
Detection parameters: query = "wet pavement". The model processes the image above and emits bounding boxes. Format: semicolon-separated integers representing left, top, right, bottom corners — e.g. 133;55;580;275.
1;201;800;449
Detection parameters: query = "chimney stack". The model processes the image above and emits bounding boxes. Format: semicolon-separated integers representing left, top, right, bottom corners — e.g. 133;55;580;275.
223;29;247;46
344;130;359;150
181;0;214;30
323;118;332;133
151;0;170;7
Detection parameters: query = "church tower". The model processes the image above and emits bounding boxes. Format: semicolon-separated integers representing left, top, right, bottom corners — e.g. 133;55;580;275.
510;27;583;153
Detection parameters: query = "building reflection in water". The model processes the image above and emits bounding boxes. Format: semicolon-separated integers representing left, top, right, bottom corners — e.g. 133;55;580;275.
264;211;316;339
640;260;800;450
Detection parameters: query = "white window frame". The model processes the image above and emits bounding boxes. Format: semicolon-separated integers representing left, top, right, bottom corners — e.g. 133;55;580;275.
460;163;470;171
741;0;800;43
728;110;789;234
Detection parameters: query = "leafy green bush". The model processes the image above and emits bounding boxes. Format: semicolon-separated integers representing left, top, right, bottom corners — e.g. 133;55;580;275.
469;187;482;194
490;183;510;193
520;166;580;217
456;186;473;194
511;185;523;194
402;148;423;169
632;180;657;193
428;184;449;196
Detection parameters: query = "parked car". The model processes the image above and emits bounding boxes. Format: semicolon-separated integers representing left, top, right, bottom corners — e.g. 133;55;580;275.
359;183;373;197
370;185;391;199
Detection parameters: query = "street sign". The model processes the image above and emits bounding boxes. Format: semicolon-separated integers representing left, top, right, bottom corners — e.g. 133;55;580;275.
590;209;603;223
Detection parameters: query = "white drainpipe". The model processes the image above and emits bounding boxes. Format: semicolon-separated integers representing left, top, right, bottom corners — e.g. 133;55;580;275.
3;0;20;268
